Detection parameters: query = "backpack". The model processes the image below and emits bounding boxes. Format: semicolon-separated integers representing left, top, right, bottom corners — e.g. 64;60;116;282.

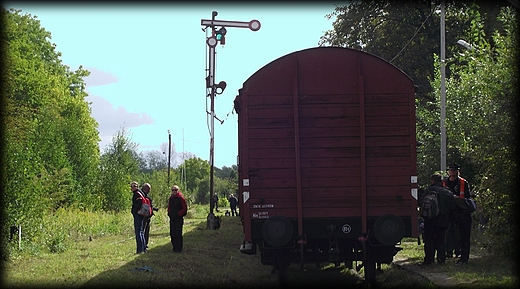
136;191;152;217
420;189;440;219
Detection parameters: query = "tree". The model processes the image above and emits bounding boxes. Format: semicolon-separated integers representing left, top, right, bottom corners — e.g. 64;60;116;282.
99;127;140;212
438;6;518;254
141;169;174;211
183;157;210;194
139;150;168;173
2;8;101;250
214;165;239;204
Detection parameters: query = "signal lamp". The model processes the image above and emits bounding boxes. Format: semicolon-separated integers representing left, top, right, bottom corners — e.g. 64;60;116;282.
215;27;227;44
215;81;227;95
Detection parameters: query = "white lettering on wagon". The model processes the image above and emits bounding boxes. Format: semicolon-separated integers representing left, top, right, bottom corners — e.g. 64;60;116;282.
252;204;274;209
342;224;352;234
252;211;269;219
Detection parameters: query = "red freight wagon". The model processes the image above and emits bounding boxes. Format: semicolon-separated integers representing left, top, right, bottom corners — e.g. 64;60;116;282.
234;47;418;284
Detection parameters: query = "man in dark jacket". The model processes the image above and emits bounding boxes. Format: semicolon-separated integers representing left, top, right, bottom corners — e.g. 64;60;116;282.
168;185;188;253
228;194;238;216
444;163;472;265
419;173;455;266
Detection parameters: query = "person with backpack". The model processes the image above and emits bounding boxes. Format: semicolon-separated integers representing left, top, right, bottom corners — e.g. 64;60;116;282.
130;181;147;254
141;183;156;249
443;163;473;265
168;185;188;253
418;173;455;266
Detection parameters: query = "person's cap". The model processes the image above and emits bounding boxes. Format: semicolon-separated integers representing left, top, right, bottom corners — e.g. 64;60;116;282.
448;163;460;170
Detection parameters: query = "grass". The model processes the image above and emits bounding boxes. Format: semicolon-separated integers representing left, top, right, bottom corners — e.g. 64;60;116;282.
3;205;282;289
2;206;518;288
389;237;518;288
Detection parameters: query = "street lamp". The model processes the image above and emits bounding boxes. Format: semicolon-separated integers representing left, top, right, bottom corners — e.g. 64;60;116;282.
457;39;475;51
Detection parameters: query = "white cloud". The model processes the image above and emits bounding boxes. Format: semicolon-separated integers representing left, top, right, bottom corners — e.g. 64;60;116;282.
84;67;119;87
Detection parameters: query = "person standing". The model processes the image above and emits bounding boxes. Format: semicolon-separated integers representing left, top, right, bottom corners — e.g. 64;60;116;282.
168;185;188;253
213;194;219;212
141;183;154;249
130;181;147;254
228;194;238;216
444;163;472;265
419;173;454;266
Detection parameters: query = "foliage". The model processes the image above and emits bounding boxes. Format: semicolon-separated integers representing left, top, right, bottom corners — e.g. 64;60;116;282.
175;157;210;202
195;174;210;204
439;7;518;255
98;127;140;212
2;7;101;259
214;165;239;208
138;168;177;211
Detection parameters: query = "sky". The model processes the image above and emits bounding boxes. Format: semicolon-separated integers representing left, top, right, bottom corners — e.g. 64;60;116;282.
6;2;342;168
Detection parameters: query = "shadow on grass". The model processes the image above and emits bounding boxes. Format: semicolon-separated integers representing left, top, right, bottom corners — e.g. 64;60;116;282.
80;217;371;289
80;217;278;289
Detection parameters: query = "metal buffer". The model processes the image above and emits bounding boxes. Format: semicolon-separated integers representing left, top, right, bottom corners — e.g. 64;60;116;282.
201;11;260;229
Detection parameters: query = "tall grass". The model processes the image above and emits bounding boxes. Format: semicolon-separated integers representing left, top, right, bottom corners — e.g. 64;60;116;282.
5;205;172;259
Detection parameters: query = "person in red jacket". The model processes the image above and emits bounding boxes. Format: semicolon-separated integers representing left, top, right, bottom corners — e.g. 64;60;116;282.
168;185;188;253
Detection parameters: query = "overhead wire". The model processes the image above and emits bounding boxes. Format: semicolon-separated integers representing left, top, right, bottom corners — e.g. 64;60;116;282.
389;5;438;63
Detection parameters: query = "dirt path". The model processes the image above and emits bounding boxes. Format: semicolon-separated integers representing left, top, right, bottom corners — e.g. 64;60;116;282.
393;254;481;287
393;257;457;287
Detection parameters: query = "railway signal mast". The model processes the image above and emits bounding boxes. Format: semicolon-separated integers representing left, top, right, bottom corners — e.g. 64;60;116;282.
201;11;260;228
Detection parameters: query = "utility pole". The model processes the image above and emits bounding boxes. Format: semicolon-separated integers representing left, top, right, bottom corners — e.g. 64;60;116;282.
440;0;446;172
182;128;186;189
201;11;260;228
168;130;171;187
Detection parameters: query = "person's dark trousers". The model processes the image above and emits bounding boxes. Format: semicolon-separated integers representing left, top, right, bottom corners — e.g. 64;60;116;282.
144;217;151;247
445;221;461;257
422;219;435;264
459;216;472;263
434;225;448;264
170;217;184;252
133;214;146;253
230;206;237;216
423;219;447;264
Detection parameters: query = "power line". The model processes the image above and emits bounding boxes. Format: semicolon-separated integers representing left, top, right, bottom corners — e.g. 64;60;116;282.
389;6;437;63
